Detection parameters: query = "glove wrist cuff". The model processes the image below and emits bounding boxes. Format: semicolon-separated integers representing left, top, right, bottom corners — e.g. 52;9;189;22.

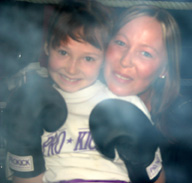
7;149;45;178
146;148;162;180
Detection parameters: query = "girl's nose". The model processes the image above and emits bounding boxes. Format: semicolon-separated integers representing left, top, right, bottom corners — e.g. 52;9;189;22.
65;59;79;75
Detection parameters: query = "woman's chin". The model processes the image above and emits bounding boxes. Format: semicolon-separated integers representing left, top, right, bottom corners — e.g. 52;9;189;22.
109;85;132;96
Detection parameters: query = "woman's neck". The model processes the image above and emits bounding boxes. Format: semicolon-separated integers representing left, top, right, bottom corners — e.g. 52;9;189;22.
139;90;152;112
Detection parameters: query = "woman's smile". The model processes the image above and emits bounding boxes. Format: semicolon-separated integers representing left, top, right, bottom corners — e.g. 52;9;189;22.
113;71;133;83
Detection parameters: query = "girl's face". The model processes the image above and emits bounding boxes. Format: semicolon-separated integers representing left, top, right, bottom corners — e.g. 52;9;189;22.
47;37;103;93
105;16;167;96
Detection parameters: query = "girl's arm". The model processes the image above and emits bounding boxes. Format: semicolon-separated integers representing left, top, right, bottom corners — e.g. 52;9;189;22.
13;173;44;183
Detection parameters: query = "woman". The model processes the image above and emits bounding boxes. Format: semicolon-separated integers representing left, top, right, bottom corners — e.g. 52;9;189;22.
105;5;180;121
104;4;181;183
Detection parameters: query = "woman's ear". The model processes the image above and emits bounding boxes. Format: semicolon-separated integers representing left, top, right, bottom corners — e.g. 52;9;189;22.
44;42;49;56
159;66;167;79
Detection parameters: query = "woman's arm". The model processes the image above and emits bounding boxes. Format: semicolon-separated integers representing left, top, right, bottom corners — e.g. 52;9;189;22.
12;173;44;183
154;169;165;183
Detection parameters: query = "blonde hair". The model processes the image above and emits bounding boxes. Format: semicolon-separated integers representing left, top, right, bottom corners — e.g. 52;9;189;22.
113;5;181;121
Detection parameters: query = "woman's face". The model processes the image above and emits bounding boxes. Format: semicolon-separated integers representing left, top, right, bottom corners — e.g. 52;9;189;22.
105;16;167;96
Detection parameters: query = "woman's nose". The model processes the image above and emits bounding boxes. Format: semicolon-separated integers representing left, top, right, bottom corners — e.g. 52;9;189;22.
120;50;134;68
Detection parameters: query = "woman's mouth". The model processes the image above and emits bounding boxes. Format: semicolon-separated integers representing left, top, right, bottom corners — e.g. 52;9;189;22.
113;72;133;83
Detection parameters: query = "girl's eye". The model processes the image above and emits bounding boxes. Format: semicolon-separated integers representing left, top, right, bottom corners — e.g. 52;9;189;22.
85;56;95;62
58;50;67;55
141;51;153;58
114;40;126;47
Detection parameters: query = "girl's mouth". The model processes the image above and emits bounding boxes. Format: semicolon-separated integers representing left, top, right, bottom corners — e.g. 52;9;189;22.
60;74;81;83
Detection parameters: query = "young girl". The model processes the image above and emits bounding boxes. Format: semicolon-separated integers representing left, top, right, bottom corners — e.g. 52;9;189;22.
42;2;162;183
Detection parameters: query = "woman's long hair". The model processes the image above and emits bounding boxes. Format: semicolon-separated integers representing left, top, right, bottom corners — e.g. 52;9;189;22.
112;5;181;124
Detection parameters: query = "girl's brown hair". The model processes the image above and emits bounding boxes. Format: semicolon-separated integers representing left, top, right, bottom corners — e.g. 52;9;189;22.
46;0;112;51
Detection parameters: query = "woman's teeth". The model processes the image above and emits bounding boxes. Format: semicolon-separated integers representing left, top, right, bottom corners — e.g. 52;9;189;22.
115;73;131;80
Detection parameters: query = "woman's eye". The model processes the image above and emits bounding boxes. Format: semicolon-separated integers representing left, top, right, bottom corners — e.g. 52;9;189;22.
141;51;152;58
58;50;67;56
114;40;126;46
85;56;95;62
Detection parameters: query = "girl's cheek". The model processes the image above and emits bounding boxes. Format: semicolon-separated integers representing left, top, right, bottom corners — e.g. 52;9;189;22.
48;59;59;71
48;55;62;69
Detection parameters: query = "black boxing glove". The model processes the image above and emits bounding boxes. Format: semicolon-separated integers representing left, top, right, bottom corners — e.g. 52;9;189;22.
5;72;67;178
89;99;161;183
